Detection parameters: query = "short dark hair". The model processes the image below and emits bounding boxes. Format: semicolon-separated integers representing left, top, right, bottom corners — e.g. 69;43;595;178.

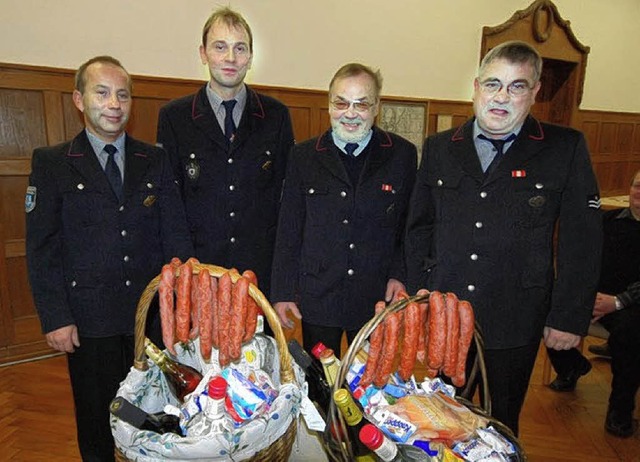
329;63;383;101
201;6;253;52
75;56;131;93
479;40;543;83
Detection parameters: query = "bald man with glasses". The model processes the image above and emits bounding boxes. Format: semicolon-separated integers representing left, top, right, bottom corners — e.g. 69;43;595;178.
271;63;417;357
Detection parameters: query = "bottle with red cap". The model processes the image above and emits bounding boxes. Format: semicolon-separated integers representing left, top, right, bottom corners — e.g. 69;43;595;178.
186;375;233;436
359;423;432;461
312;342;341;387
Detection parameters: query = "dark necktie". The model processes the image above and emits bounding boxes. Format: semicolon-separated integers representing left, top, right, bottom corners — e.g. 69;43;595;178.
222;100;237;144
104;144;123;201
479;134;516;176
344;143;359;157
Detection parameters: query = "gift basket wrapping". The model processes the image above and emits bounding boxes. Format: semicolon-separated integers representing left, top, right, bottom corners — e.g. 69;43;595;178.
321;291;528;462
112;262;302;462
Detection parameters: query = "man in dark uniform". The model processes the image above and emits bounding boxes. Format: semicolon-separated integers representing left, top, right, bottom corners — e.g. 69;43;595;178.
26;56;193;461
157;7;294;295
548;169;640;438
405;41;602;435
271;63;417;355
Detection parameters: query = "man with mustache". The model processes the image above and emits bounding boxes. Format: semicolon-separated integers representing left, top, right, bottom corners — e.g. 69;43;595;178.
405;41;602;435
271;63;417;356
157;7;294;296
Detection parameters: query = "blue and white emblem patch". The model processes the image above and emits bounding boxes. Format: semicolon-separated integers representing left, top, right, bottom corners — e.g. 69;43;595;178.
25;186;37;213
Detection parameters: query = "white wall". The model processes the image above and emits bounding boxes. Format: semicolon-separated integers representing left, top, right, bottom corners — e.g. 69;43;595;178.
1;0;638;112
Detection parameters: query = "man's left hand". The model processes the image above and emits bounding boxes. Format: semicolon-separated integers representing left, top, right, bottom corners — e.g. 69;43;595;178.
543;326;581;350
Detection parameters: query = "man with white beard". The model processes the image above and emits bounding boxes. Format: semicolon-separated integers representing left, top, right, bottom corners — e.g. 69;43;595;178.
271;63;417;356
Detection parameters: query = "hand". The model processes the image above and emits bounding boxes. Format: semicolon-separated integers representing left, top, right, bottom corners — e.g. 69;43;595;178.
592;292;616;322
45;324;80;353
274;301;302;329
543;326;581;350
385;278;406;302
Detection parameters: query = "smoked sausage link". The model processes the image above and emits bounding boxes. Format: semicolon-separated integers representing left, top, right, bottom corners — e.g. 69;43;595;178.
443;292;460;378
398;301;420;381
360;301;386;388
159;264;176;355
453;300;475;387
427;291;446;370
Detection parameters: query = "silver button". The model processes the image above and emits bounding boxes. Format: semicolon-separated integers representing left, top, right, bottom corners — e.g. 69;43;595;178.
230;237;236;243
347;269;354;276
470;253;478;261
146;183;153;189
229;185;235;191
77;183;84;190
125;280;131;287
343;219;349;225
535;183;544;189
308;188;315;194
265;150;271;155
228;158;234;164
349;243;355;249
121;230;127;237
340;191;347;197
119;205;125;212
71;280;77;287
475;222;483;229
190;153;196;159
123;256;130;262
480;191;487;198
229;211;236;218
467;284;476;292
437;179;443;186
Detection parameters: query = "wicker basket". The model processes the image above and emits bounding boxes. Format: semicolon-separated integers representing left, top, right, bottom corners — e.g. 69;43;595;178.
114;263;298;462
321;293;527;462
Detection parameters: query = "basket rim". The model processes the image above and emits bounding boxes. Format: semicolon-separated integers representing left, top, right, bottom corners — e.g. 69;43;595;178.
132;263;294;385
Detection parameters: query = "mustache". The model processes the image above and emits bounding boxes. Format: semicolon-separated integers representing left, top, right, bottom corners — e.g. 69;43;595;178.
339;115;364;124
486;102;512;112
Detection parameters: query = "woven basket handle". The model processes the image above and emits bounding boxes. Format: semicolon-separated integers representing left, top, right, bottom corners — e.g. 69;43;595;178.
132;263;294;385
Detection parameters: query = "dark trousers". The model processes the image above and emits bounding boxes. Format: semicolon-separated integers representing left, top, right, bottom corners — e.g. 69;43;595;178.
67;335;134;462
546;347;590;376
549;310;640;414
301;321;360;358
467;343;539;437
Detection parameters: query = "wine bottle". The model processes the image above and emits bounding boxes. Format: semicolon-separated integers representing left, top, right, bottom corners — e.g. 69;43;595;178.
110;396;184;436
359;423;432;461
144;338;203;402
186;375;234;436
333;389;376;462
288;339;331;412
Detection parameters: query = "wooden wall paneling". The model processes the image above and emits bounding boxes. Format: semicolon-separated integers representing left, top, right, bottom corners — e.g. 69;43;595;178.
0;89;48;158
598;122;618;155
0;222;10;349
617;123;634;155
426;99;473;135
42;90;65;146
128;97;171;145
633;123;640;154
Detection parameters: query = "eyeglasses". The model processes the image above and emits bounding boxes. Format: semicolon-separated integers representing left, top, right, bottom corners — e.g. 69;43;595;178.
479;79;532;97
330;98;376;113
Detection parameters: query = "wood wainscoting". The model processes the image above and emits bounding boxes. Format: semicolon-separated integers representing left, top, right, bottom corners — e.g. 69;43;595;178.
0;62;638;364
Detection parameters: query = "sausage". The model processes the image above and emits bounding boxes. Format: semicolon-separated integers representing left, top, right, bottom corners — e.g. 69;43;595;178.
443;292;460;378
210;276;219;350
374;311;402;388
170;257;182;268
427;291;446;370
189;270;200;340
198;268;214;361
359;301;386;388
242;269;260;341
217;271;233;367
230;276;249;361
398;301;420;381
452;300;475;387
416;289;429;364
158;264;177;355
175;261;192;344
